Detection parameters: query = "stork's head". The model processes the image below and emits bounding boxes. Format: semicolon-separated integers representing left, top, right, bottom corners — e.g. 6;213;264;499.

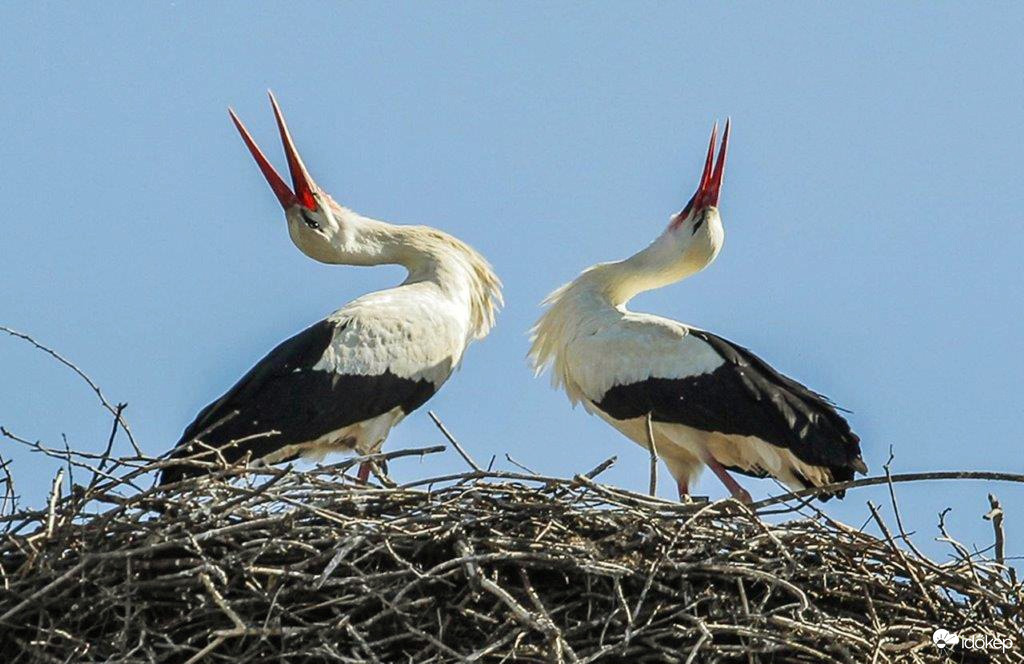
665;120;730;273
229;93;352;264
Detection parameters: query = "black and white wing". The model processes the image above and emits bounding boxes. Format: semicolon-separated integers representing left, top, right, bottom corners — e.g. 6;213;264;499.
160;296;461;484
572;316;866;496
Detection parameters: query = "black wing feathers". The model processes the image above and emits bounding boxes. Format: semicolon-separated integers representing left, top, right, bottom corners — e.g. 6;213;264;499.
160;319;437;484
691;330;861;471
595;329;863;484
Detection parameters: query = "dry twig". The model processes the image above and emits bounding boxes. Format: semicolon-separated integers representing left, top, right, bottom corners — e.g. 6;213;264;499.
645;412;658;497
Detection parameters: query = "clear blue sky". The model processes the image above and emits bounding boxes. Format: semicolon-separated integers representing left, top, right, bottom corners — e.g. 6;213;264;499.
2;3;1022;560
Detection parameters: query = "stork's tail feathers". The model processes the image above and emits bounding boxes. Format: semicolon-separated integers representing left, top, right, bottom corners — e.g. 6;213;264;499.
801;452;868;502
156;443;224;486
156;437;281;486
156;463;192;487
821;437;869;500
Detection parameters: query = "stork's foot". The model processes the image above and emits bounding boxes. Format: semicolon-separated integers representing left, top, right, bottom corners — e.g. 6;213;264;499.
705;457;753;504
356;461;371;484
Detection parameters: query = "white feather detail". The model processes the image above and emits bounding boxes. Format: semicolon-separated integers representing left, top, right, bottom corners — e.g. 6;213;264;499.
310;285;467;385
530;270;723;404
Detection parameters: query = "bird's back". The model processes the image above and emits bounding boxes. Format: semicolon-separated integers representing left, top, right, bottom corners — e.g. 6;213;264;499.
564;311;721;403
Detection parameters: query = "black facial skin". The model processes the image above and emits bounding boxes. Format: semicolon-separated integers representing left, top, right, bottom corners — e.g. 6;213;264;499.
301;210;320;230
691;211;706;234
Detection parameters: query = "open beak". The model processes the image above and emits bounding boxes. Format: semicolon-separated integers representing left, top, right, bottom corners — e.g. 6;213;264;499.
228;92;318;211
689;118;730;211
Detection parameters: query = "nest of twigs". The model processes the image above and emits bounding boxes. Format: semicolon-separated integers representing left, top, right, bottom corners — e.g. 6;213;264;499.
0;444;1021;664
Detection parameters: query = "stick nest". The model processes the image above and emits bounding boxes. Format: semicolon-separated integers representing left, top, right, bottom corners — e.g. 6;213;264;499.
0;450;1021;664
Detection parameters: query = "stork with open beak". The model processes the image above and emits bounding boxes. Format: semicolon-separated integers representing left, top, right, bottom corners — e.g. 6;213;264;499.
530;121;866;502
159;93;502;485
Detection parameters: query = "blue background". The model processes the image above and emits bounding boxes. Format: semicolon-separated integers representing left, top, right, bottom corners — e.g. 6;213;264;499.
2;3;1022;561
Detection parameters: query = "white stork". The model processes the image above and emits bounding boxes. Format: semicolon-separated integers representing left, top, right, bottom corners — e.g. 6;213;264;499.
160;93;502;485
530;121;866;502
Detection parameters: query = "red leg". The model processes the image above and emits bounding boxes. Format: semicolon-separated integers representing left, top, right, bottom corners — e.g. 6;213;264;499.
677;479;690;501
705;457;752;504
357;462;371;484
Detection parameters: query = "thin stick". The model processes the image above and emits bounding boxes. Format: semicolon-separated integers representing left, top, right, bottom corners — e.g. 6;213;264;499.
428;411;481;472
200;572;247;631
881;447;929;563
45;468;64;538
752;470;1024;511
582;456;616;480
0;326;140;454
505;454;538;476
0;456;15;519
93;403;125;479
182;635;226;664
983;493;1015;585
645;413;658;497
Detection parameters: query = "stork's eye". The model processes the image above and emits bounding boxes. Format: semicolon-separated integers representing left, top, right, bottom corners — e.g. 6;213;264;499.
301;211;320;230
692;217;705;234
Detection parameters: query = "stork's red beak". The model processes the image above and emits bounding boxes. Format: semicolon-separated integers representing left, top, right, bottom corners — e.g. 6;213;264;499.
686;119;730;213
228;92;318;211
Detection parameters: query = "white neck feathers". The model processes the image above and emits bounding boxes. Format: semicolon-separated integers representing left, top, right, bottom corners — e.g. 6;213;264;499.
321;206;503;340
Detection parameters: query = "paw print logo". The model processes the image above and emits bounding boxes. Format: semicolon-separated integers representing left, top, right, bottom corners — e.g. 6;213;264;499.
932;629;959;649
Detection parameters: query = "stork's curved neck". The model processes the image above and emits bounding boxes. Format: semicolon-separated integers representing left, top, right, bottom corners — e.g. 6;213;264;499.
586;227;710;307
599;236;689;305
306;209;448;280
576;206;724;307
316;206;501;339
338;215;474;287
